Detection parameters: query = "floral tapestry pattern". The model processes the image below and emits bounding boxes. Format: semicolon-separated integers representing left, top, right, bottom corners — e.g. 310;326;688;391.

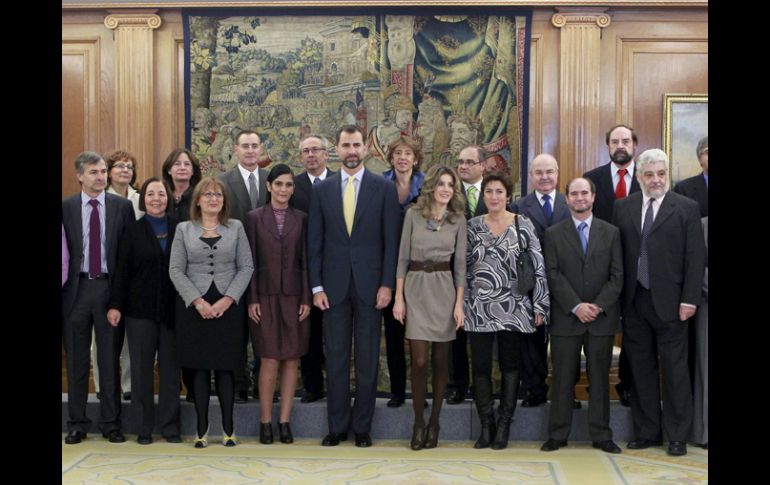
185;11;531;187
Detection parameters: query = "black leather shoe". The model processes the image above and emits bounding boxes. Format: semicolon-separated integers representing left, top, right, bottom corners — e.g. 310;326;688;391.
96;392;103;400
387;397;405;408
65;430;86;445
423;425;439;449
593;440;621;454
300;390;326;403
164;435;182;443
235;390;249;403
102;429;126;443
617;389;631;407
521;394;547;407
446;389;467;405
279;422;294;444
122;392;132;401
667;441;687;456
184;393;195;403
354;432;372;448
410;425;426;450
321;432;348;446
259;423;273;444
698;442;708;450
137;434;152;445
573;400;582;409
627;438;663;449
540;438;567;452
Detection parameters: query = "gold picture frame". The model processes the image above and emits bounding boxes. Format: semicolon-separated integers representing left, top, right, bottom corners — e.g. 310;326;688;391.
662;93;708;183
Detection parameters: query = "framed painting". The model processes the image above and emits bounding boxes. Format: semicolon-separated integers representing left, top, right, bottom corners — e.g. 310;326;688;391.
662;93;708;184
184;8;532;188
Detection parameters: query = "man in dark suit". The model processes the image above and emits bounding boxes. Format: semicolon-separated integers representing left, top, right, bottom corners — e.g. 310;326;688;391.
540;177;624;454
309;125;400;447
219;129;268;403
509;153;570;409
290;133;336;404
612;149;705;457
62;151;134;445
583;124;641;407
673;136;708;217
446;144;487;405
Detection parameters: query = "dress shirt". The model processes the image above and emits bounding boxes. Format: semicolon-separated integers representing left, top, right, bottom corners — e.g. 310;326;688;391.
237;163;260;199
610;161;635;193
308;168;329;185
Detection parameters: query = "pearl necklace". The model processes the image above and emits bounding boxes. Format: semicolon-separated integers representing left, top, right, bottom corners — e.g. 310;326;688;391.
201;223;219;231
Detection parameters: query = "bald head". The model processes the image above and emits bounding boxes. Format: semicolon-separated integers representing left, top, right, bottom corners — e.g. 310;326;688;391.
529;153;559;194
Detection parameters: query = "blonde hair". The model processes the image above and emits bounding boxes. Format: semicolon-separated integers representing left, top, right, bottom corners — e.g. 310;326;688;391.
189;177;231;226
412;165;465;223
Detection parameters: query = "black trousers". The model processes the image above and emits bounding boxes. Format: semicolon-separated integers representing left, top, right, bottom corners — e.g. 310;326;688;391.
624;284;692;442
300;305;326;394
382;298;406;399
125;317;180;438
63;278;122;433
519;323;549;398
449;327;470;393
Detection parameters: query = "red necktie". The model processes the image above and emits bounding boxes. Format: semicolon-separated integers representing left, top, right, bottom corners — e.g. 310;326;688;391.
615;168;627;199
88;199;102;278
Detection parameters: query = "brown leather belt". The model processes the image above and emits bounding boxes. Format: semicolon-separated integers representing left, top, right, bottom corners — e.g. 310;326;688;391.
408;260;451;273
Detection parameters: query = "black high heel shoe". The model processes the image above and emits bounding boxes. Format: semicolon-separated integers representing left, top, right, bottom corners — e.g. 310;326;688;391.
423;424;440;449
259;422;273;444
279;422;294;444
410;424;426;450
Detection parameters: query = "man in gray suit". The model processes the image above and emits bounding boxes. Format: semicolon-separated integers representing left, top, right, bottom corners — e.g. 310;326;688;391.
62;151;134;444
219;129;268;402
509;153;570;409
540;177;624;454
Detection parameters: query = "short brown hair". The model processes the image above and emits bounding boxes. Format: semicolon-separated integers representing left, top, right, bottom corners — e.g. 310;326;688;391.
189;177;231;226
161;148;202;192
105;149;138;187
335;124;366;145
386;136;424;172
235;129;260;145
481;172;513;199
137;177;172;212
605;124;638;146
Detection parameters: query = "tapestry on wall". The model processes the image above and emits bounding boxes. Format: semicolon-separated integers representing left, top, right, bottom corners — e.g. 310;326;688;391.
184;10;532;189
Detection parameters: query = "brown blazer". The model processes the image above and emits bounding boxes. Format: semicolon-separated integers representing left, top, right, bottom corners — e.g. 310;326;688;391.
245;204;310;305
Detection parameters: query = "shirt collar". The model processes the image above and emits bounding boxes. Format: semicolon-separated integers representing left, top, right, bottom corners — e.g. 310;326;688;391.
610;160;635;178
572;214;593;229
535;189;556;204
81;191;106;206
308;168;328;184
237;163;258;181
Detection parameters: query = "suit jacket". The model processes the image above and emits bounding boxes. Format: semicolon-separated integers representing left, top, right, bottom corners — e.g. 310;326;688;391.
461;183;488;220
108;216;178;326
290;169;337;214
673;173;708;217
168;219;254;307
544;217;624;336
612;191;706;322
308;168;400;306
61;192;134;318
245;205;310;305
509;191;570;243
219;166;268;224
583;162;640;223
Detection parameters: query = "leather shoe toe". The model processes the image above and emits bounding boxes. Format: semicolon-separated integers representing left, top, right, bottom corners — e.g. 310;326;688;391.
137;434;152;445
667;441;687;456
627;438;662;449
102;429;126;443
354;432;372;448
321;432;347;446
446;390;467;405
164;435;182;443
387;397;405;408
540;438;567;452
65;430;86;445
521;394;547;407
300;390;326;403
592;440;621;454
573;400;582;409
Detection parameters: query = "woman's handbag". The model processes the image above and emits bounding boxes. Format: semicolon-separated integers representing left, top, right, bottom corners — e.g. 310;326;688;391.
514;214;536;295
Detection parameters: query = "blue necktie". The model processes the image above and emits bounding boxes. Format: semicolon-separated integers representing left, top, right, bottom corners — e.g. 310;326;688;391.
542;194;553;221
578;222;588;255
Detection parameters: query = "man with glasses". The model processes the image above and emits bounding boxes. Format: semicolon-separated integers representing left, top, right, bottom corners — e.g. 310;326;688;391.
219;129;269;403
289;134;336;404
447;145;488;405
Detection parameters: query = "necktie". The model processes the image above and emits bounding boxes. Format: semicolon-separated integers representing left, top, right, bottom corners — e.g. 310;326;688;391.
542;194;553;221
638;198;655;289
88;199;102;278
343;177;356;235
248;172;258;209
312;177;320;185
615;168;628;199
467;186;478;216
578;222;588;255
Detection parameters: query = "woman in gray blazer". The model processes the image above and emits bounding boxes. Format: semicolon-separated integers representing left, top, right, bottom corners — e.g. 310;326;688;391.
169;177;254;448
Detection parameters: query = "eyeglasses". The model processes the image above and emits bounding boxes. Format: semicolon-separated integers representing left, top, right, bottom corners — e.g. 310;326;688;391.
239;143;261;150
301;147;326;155
113;163;134;171
457;159;483;166
202;192;224;199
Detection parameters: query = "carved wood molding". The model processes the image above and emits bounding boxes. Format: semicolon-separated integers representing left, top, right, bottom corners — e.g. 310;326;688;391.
104;13;161;30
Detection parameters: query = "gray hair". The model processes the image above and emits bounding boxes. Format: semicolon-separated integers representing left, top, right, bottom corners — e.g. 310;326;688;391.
299;133;330;150
75;151;104;173
696;136;708;157
636;148;668;170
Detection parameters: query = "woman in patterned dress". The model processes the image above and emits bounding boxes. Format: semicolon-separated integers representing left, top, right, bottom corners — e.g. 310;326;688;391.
464;172;550;450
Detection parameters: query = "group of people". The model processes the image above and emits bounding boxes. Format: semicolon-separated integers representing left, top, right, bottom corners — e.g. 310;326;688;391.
62;122;707;457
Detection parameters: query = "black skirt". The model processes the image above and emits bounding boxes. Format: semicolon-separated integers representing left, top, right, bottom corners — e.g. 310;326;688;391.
175;283;246;371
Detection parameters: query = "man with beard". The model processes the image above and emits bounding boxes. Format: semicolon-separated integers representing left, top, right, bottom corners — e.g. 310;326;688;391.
308;125;400;447
612;149;705;456
584;124;641;407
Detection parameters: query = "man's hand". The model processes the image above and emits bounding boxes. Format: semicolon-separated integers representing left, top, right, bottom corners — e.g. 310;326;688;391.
313;292;330;311
375;286;392;310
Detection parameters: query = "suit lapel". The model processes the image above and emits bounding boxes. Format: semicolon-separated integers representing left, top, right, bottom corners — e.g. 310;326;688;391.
553;192;570;222
229;168;252;212
282;206;300;240
562;220;585;261
67;197;84;259
584;220;603;260
524;193;548;230
261;204;282;241
352;169;374;232
649;193;675;235
629;193;643;237
105;194;119;256
257;168;268;207
326;173;347;237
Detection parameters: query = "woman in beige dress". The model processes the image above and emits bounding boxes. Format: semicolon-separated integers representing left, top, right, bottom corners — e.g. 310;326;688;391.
393;165;467;450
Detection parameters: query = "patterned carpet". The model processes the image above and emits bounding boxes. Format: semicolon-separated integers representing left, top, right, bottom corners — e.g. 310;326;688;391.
62;436;707;484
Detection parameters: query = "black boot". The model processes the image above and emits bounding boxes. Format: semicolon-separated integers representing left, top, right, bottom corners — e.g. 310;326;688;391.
491;371;519;450
473;375;496;449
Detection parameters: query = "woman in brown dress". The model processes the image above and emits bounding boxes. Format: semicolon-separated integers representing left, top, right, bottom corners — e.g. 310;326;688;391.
246;164;311;445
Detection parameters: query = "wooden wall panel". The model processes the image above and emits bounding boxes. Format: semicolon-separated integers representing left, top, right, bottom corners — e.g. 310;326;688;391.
153;11;185;178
